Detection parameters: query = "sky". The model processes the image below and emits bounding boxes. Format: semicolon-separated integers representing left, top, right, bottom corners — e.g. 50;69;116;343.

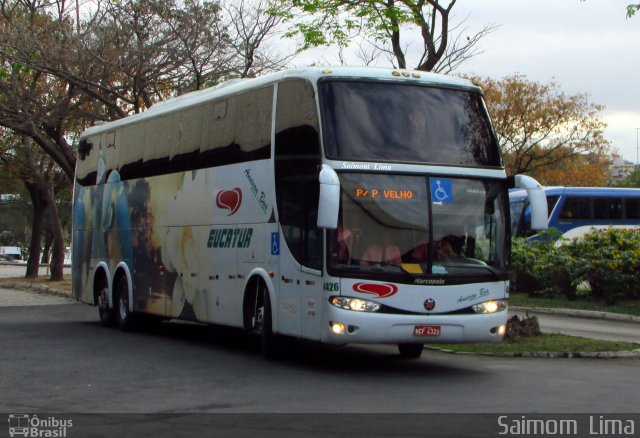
293;0;640;164
455;0;640;164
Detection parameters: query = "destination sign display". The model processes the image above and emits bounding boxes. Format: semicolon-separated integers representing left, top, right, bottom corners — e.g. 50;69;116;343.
355;188;415;200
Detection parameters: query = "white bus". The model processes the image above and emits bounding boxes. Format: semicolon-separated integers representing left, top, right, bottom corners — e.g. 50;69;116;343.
72;66;547;358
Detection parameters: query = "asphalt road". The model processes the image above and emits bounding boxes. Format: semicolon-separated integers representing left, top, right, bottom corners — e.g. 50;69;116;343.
1;301;639;416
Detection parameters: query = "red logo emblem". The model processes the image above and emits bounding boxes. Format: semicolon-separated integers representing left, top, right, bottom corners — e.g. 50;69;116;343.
216;188;242;215
353;282;398;298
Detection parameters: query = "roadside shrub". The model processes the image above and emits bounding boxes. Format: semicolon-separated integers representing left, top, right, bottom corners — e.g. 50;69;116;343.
565;228;640;304
511;228;576;299
511;228;640;305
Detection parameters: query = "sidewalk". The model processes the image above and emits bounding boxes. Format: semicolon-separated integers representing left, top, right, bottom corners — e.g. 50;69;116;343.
0;261;72;279
0;262;73;306
0;286;75;306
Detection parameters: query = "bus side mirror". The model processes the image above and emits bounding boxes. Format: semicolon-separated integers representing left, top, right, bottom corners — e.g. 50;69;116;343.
317;165;340;229
514;174;548;230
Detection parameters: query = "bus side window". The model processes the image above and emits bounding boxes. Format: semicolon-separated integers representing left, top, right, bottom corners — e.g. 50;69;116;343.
546;195;559;218
560;197;591;220
626;199;640;219
594;198;623;220
274;79;322;270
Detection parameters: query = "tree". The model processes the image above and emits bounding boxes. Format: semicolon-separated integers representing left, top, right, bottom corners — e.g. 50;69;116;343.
627;3;640;17
530;149;609;187
0;131;68;279
0;1;84;179
470;74;611;177
0;3;86;278
1;0;290;279
276;0;496;72
223;0;295;78
613;167;640;188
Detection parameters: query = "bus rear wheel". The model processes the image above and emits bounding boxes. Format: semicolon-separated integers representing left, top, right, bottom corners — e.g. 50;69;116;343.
116;276;134;332
97;286;116;327
398;343;424;359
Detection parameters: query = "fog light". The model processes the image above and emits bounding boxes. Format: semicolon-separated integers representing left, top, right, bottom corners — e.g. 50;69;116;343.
330;322;346;334
498;324;506;336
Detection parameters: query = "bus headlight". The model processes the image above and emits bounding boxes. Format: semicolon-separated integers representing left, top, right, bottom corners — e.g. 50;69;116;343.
330;296;381;313
472;300;507;314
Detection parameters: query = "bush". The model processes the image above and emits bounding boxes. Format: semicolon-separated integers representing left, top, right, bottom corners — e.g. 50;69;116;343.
511;228;640;304
511;228;575;299
565;228;640;304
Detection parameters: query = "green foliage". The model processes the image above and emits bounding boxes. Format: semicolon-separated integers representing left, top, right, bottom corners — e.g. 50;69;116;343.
566;228;640;304
511;228;575;299
613;168;640;188
511;228;640;304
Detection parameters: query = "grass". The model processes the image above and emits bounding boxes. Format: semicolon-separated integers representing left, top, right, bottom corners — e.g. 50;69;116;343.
433;333;640;356
509;291;640;317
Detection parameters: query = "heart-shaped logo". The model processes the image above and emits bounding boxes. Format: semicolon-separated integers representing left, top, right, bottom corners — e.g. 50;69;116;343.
216;188;242;215
353;282;398;298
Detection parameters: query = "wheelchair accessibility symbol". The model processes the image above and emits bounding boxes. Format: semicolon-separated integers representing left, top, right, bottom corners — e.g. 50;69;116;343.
430;178;453;204
271;232;280;255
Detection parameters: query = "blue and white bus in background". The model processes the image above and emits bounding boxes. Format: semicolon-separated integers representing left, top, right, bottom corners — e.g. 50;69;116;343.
510;186;640;240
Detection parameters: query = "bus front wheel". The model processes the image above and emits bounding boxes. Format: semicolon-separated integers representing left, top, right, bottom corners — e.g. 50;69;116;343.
116;276;134;332
398;343;424;359
257;282;279;359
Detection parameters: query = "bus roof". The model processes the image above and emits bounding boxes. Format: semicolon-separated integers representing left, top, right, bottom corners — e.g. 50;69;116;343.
509;186;640;200
80;66;479;139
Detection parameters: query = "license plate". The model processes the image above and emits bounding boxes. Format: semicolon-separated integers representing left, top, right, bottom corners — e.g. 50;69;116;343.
413;325;441;337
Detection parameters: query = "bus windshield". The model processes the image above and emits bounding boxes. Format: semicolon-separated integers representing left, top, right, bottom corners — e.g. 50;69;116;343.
328;173;509;282
319;80;501;166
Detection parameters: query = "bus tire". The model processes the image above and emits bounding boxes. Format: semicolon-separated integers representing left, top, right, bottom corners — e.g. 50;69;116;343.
116;276;134;332
97;286;116;327
398;343;424;359
260;284;279;360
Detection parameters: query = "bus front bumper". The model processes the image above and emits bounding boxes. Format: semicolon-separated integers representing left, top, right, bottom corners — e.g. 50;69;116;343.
321;306;508;345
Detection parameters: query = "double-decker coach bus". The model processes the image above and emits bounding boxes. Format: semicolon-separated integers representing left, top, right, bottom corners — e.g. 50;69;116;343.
72;67;547;359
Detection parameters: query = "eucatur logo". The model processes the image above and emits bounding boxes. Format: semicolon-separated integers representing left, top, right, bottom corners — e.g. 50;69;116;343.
216;188;242;215
353;282;398;298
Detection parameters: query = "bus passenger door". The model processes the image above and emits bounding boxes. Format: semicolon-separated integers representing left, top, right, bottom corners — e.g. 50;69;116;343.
274;77;323;339
278;232;302;336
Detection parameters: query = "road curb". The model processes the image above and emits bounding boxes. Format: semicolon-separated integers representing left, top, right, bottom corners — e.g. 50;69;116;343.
425;346;640;359
510;306;640;324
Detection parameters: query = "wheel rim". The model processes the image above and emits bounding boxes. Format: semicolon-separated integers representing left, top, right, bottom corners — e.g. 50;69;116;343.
252;280;265;333
98;288;109;317
119;294;128;320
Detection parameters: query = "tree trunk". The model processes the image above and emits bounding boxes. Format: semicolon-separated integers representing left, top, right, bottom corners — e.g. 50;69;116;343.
24;182;46;279
45;190;65;281
41;232;52;264
21;136;66;280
